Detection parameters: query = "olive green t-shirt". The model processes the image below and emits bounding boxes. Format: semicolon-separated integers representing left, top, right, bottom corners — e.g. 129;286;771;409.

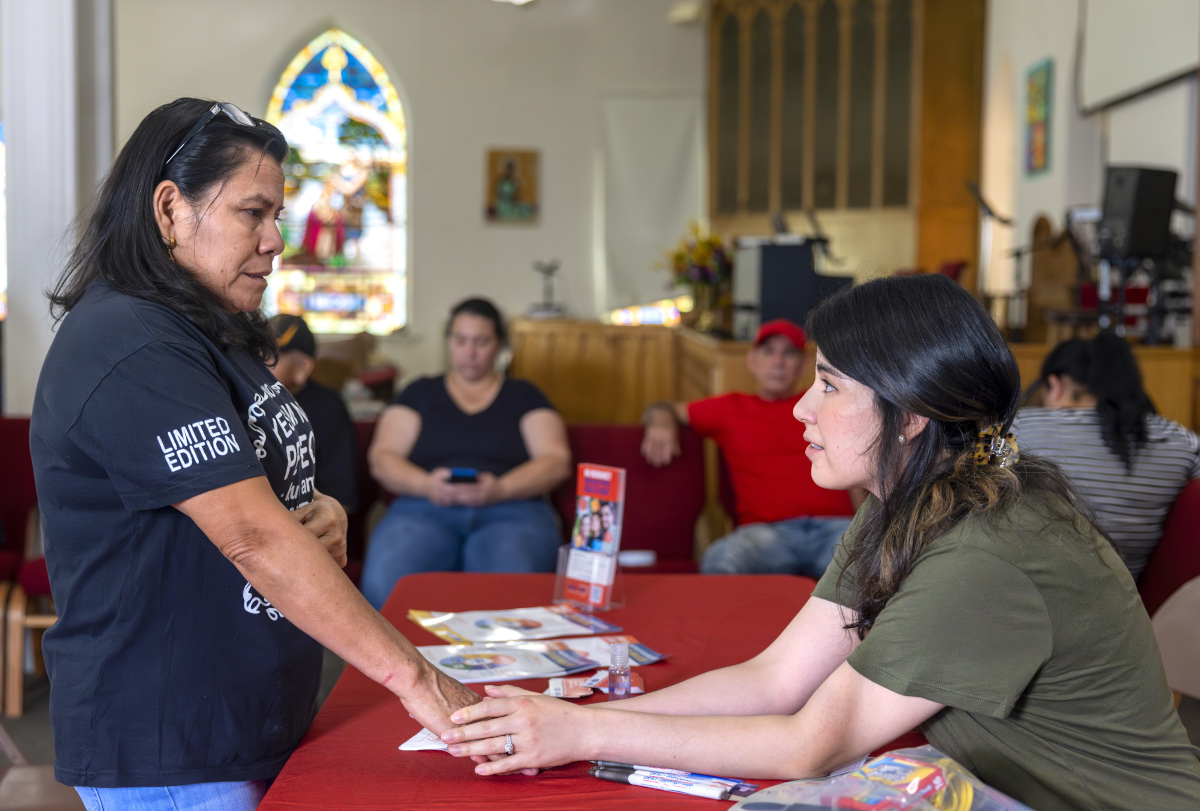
813;496;1200;811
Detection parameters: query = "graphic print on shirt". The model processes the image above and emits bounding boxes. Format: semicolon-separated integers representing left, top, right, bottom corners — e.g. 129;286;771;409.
156;417;242;472
240;380;319;622
243;582;285;622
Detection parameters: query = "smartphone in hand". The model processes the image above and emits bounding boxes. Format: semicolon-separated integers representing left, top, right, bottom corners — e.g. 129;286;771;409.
448;467;479;484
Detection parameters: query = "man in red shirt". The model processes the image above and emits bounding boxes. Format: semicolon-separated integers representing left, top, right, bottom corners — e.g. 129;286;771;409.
641;319;858;575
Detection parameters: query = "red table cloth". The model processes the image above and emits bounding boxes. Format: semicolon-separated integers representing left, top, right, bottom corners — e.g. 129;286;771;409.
260;572;919;810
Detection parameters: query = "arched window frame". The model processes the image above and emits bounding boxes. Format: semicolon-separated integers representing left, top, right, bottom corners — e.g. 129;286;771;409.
264;28;410;334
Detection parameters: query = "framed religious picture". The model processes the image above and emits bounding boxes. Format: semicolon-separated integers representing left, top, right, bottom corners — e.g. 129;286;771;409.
1025;59;1053;176
485;149;540;224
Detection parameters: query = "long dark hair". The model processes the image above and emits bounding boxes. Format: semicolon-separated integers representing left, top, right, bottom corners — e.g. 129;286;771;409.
49;98;288;361
807;274;1084;637
1037;334;1155;471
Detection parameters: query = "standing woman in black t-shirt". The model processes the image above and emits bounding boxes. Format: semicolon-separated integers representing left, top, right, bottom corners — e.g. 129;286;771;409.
31;99;484;811
361;298;572;609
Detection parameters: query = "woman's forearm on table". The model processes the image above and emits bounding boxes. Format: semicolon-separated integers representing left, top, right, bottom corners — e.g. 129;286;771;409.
582;709;836;780
495;455;571;501
615;597;857;718
576;661;940;780
611;658;797;717
232;516;423;686
176;477;477;733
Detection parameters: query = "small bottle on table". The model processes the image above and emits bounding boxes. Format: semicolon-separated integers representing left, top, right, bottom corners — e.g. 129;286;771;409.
608;642;631;701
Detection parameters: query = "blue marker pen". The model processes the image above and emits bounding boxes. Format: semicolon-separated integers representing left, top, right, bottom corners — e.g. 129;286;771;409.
589;767;732;800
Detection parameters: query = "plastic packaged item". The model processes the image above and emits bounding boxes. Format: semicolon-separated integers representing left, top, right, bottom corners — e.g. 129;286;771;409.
731;746;1033;811
608;642;632;700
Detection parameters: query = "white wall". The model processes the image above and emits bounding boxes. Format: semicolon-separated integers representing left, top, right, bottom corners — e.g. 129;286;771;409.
981;0;1101;294
113;0;704;379
982;0;1196;294
1107;78;1198;239
2;0;112;416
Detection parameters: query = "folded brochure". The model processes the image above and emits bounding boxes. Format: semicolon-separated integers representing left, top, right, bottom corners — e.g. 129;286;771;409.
409;604;621;644
419;635;665;683
545;670;646;697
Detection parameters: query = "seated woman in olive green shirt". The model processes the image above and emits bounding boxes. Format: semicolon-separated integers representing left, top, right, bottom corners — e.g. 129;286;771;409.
441;275;1200;811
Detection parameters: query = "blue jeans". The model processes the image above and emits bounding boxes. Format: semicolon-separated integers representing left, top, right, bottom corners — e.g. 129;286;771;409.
361;497;562;609
75;781;265;811
700;516;853;577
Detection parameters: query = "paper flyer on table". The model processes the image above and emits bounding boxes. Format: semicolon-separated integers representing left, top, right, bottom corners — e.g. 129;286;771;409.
418;640;600;683
548;634;666;668
417;634;666;683
545;670;646;697
399;728;447;752
408;604;622;644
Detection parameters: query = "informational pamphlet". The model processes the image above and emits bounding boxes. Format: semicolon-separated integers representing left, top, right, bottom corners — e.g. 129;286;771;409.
407;604;621;644
557;634;666;668
417;640;599;683
556;463;627;610
416;634;666;683
545;670;647;698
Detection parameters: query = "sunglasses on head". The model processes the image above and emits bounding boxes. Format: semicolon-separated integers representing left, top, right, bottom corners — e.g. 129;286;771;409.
163;102;260;168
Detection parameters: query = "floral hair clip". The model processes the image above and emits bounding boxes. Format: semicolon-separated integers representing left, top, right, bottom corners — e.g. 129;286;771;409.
973;418;1019;468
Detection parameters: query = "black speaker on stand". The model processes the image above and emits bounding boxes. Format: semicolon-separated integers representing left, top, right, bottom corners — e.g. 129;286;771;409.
1096;165;1178;333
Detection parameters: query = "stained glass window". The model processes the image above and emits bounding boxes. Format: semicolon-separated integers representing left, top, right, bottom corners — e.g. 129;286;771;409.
265;29;408;334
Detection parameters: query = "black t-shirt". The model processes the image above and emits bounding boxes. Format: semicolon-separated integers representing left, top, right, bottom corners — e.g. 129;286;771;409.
394;376;554;477
294;380;357;511
31;282;322;788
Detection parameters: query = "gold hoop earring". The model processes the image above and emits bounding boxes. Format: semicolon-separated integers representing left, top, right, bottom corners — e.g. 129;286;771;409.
166;236;176;263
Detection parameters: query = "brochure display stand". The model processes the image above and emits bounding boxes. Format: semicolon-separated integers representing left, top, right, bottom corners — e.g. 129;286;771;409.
554;463;626;612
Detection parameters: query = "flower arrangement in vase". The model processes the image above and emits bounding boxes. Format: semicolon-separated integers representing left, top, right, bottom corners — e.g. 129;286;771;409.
664;222;733;333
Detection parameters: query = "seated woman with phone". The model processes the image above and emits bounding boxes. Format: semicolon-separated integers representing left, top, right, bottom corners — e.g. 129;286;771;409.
361;298;572;609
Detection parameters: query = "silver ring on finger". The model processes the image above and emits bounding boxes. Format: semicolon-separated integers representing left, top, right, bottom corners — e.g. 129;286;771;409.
504;734;515;756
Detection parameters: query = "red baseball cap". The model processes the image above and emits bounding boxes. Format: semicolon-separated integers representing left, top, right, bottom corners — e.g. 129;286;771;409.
754;319;806;351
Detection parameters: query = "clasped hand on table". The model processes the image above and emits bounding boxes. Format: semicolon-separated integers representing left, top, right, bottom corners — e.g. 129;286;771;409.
442;684;587;776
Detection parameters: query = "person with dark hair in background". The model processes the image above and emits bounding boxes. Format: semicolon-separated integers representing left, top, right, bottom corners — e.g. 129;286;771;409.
31;98;484;811
269;313;358;513
441;275;1200;810
361;297;571;610
1013;333;1200;581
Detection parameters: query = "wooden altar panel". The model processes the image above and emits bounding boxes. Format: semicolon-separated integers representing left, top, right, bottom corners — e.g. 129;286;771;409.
508;320;677;424
676;329;757;400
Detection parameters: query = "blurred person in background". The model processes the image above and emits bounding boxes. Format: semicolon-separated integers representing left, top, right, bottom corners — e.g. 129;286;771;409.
1013;333;1200;580
270;313;358;513
361;297;571;610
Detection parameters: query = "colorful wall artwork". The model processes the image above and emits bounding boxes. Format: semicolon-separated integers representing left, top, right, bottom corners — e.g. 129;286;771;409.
1025;59;1053;176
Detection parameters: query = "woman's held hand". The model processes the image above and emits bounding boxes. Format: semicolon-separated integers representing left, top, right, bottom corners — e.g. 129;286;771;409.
440;684;589;775
398;662;483;737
